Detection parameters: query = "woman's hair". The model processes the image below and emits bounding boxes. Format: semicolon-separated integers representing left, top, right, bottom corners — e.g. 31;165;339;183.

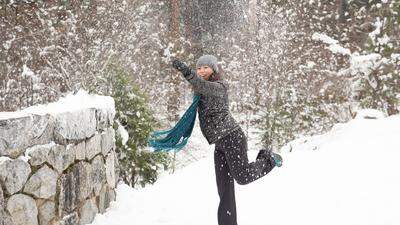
209;64;224;82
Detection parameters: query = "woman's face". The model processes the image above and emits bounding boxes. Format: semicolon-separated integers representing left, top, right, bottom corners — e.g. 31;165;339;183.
196;65;213;81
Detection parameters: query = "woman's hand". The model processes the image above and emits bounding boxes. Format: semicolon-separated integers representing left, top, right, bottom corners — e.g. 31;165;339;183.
172;59;191;77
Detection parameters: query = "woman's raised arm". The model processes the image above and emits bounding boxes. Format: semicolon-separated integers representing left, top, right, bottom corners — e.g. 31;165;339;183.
172;59;227;97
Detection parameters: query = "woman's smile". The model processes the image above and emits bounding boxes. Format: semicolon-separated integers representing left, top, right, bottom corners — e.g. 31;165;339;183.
196;65;213;80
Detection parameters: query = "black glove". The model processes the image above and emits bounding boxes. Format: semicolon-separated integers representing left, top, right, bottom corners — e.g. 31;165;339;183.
172;59;191;77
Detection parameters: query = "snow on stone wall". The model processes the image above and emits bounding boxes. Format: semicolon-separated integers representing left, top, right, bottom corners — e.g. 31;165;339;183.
0;90;118;225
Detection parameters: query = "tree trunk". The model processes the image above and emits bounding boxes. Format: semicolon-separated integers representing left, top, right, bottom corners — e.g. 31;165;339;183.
167;0;181;123
198;0;245;38
338;0;347;23
168;0;182;174
183;0;203;59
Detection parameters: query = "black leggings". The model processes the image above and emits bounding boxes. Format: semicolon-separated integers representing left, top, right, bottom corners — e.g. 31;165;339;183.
214;128;275;225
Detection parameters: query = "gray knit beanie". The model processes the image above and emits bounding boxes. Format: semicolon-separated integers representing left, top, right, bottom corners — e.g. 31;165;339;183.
196;55;219;74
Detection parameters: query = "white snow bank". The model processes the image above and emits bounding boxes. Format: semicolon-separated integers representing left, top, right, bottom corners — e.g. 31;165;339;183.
90;113;400;225
0;90;115;120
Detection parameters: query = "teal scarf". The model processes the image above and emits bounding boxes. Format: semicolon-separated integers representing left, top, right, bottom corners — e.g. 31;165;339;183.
148;94;201;152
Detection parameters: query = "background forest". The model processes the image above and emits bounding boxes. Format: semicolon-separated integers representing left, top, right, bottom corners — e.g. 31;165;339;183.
1;0;399;187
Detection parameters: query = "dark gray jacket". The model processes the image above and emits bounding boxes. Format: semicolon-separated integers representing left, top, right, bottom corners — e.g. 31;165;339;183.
183;70;241;144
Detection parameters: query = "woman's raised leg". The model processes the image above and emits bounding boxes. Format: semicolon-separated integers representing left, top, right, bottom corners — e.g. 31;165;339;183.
215;129;275;185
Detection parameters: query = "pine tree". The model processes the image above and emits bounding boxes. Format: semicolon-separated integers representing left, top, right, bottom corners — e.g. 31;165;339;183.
97;63;171;188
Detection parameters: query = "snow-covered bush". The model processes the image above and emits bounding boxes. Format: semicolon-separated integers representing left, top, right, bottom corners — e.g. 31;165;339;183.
260;89;346;150
0;0;169;113
253;0;351;150
259;0;399;150
351;1;400;115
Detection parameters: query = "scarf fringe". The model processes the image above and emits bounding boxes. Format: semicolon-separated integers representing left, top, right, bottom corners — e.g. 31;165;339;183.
148;94;201;152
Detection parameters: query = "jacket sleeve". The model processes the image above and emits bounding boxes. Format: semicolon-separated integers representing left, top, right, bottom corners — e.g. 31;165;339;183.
182;69;228;97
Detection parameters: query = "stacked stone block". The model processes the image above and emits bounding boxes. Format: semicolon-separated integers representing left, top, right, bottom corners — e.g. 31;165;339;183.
0;107;118;225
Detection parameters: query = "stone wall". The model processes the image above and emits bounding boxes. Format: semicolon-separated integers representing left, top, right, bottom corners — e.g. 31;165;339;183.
0;105;118;225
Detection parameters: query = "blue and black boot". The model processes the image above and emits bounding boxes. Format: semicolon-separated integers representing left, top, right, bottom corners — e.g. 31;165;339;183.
257;148;283;167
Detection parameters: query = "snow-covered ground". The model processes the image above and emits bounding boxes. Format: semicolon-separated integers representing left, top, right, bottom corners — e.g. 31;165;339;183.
90;113;400;225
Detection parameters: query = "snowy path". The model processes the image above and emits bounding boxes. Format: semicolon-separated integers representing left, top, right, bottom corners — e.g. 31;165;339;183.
91;115;400;225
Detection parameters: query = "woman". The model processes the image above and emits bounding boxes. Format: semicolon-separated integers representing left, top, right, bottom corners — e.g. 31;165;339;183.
172;55;282;225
